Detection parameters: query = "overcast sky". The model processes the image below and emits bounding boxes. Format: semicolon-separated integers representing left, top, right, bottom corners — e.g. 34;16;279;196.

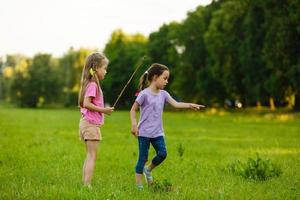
0;0;212;57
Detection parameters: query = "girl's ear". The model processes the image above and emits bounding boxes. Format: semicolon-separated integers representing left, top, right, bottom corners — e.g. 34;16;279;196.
152;75;158;81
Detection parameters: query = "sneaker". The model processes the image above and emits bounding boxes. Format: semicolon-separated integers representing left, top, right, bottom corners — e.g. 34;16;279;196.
143;167;153;184
137;184;144;190
82;184;93;191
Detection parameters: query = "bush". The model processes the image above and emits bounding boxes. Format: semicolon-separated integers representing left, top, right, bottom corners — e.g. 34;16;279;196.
227;153;282;181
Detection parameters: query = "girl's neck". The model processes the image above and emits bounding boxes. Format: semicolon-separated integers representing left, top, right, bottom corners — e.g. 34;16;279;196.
148;84;160;94
90;78;99;83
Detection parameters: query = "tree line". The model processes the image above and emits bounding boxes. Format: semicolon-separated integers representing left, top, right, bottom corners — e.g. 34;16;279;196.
0;0;299;110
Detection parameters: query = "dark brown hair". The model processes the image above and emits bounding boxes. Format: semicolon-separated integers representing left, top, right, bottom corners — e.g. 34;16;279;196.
139;63;169;90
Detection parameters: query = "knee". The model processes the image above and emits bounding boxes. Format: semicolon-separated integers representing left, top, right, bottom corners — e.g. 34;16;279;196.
87;152;97;161
158;151;167;160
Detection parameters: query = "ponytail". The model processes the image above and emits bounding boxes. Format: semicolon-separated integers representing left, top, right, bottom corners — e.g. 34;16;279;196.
139;72;148;90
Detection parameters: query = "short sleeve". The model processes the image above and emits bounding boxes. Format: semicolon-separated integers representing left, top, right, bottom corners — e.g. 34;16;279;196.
136;91;145;106
163;90;172;104
85;82;97;98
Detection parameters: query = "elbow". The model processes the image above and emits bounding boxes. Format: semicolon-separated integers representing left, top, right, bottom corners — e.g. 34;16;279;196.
172;103;179;108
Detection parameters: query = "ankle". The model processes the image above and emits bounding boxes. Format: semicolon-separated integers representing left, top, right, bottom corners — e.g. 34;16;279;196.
145;166;151;172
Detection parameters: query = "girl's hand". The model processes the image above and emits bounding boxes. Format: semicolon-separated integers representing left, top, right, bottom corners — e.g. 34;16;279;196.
131;124;138;137
189;103;205;110
103;107;114;115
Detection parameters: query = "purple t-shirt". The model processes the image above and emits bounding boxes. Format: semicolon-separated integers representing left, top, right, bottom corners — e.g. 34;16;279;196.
136;88;171;138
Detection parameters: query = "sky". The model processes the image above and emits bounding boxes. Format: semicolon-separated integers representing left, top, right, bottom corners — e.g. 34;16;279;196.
0;0;212;57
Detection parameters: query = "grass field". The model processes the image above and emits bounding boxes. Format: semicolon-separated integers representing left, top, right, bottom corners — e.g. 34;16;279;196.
0;107;299;199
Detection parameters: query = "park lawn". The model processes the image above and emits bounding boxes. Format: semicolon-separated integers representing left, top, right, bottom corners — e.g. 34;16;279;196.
0;107;299;199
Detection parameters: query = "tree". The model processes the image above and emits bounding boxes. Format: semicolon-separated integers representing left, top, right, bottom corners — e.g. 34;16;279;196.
103;29;147;107
12;54;61;107
240;0;268;107
2;54;28;103
59;48;93;106
147;22;181;95
262;0;300;110
205;0;246;106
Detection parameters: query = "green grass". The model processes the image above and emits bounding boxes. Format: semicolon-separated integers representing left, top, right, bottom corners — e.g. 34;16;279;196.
0;107;299;199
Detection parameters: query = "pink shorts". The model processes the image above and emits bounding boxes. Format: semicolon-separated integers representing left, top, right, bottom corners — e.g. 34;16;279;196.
79;118;102;141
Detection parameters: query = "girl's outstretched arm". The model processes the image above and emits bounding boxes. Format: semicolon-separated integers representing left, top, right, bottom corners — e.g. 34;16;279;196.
83;97;114;115
130;102;140;137
167;96;205;110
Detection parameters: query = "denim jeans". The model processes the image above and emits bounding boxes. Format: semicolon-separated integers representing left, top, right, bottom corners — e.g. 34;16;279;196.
135;136;167;174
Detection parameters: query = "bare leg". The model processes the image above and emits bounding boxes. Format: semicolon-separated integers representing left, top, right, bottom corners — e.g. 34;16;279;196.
82;159;86;183
82;140;99;185
147;163;156;171
135;173;143;185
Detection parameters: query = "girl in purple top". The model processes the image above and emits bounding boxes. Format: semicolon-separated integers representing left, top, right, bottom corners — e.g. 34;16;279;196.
130;63;205;189
78;52;114;188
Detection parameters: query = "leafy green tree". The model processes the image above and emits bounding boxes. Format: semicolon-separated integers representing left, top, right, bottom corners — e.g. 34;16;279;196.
285;0;300;110
2;54;28;103
103;29;147;107
59;48;93;106
205;1;246;105
240;0;268;107
2;0;299;110
262;0;300;110
177;1;223;105
147;22;181;94
12;54;61;107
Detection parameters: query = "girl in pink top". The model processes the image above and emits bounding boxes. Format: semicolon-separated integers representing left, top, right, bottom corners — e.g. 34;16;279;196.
78;52;114;188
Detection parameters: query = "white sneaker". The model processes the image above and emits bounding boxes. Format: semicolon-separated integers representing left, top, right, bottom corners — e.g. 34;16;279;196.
136;184;144;190
83;184;92;191
143;167;153;184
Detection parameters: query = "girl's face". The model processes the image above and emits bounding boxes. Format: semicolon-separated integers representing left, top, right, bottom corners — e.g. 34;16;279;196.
154;70;169;89
96;60;108;80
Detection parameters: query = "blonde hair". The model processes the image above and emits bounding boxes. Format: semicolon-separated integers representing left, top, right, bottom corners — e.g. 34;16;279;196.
139;63;169;90
78;52;109;107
